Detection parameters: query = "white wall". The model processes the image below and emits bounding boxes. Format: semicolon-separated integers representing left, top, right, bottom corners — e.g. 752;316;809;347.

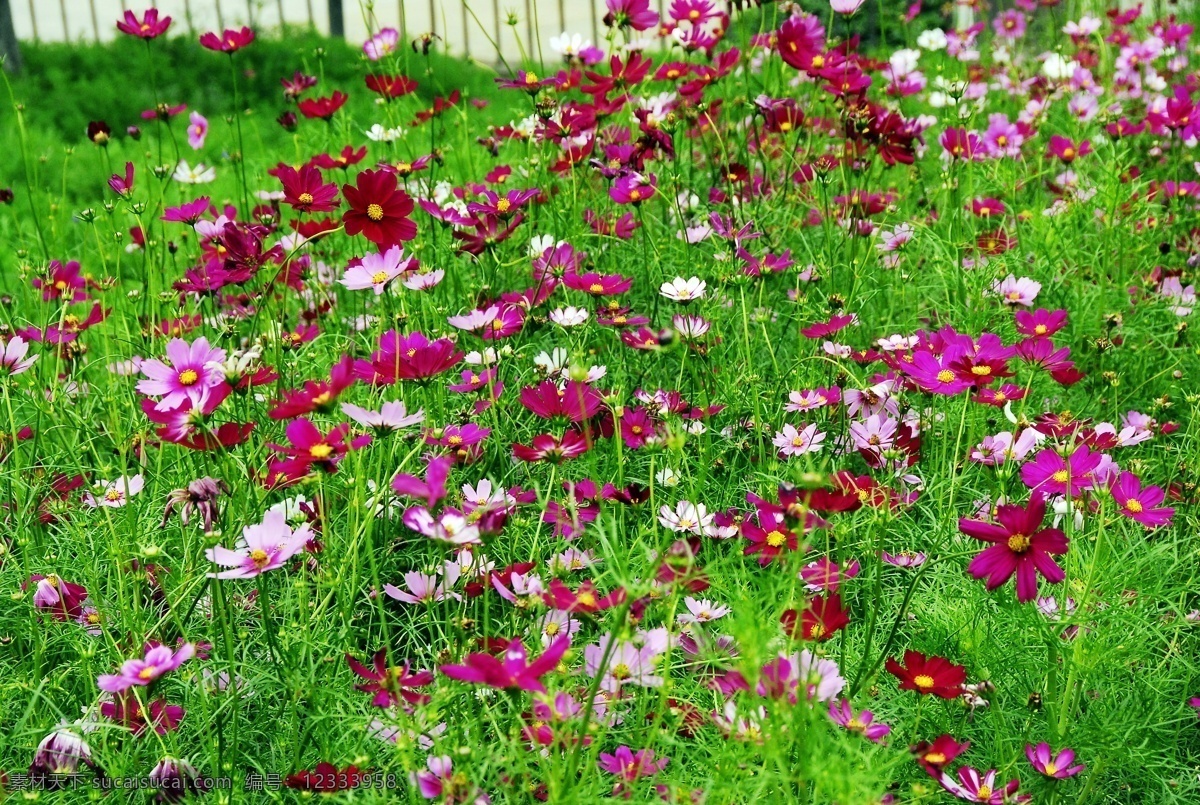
12;0;634;62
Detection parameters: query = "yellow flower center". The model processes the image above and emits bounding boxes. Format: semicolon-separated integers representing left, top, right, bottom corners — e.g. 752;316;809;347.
104;489;122;501
611;662;631;679
178;369;199;386
936;369;956;384
576;591;597;607
298;192;314;205
497;198;511;213
54;280;69;290
976;785;992;799
544;621;560;636
524;72;539;84
994;392;1007;403
588;283;605;293
1052;469;1070;484
812;55;825;68
1035;324;1048;334
913;674;935;689
809;623;826;639
765;530;787;548
1126;500;1144;513
629;189;642;201
924;752;946;764
366;203;385;221
372;271;390;285
138;665;159;680
1044;762;1058;775
309;443;334;459
971;365;992;376
447;434;463;445
250;548;271;567
1062;147;1075;159
1007;533;1031;552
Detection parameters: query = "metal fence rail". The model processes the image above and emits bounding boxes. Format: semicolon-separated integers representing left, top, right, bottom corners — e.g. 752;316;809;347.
12;0;663;61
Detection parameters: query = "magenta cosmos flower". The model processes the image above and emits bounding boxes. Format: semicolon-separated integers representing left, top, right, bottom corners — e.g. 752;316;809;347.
828;699;890;743
598;745;669;783
959;497;1068;602
440;634;570;693
205;509;313;579
117;8;172;39
136;337;227;412
98;642;195;693
1109;471;1174;528
939;767;1025;804
1025;742;1085;779
1020;444;1102;498
199;26;255;52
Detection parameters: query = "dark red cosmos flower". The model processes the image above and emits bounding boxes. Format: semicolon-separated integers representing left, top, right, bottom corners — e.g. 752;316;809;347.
801;314;856;339
912;734;970;778
364;73;418;98
298;91;349;121
117;8;172;39
199;26;255;52
345;649;434;708
542;579;626;614
278;164;339;213
781;593;850;641
959;496;1068;602
741;515;800;566
268;355;357;420
312;145;368;170
885;650;967;698
342;169;417;246
353;330;462;384
100;695;184;735
284;764;367;792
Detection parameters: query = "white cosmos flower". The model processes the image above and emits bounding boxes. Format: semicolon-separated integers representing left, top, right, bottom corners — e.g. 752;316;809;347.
660;276;707;301
173;160;216;184
549;306;589;327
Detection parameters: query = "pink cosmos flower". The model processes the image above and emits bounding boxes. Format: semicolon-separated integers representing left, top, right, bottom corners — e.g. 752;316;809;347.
364;28;400;61
960;497;1068;602
199;26;255;53
98;642;195;693
340;246;413;294
585;636;665;691
598;746;669;789
411;756;487;803
610;172;657;204
1025;742;1085;779
187;111;208;149
992;274;1041;306
136;337;227;412
441;635;570;693
205;509;313;579
0;336;38;376
341;400;424;432
830;0;866;13
604;0;659;31
939;767;1026;804
84;475;145;508
384;570;461;604
773;423;825;457
828;699;890;742
1109;471;1174;528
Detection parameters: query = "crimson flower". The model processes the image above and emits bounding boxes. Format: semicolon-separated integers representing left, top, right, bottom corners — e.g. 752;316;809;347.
298;91;349;121
278;164;339;213
199;26;255;52
542;579;626;614
365;73;417;99
440;635;570;693
268;355;357;420
960;496;1067;602
885;650;966;698
342;169;417;246
519;380;604;422
781;593;850;641
345;649;434;708
266;419;371;485
741;517;800;566
913;734;970;778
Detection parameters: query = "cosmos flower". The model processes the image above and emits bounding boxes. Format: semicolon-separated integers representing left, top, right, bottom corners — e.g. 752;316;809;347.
340;246;414;294
345;648;434;708
342;169;417;246
1109;471;1174;528
828;699;890;742
98;642;195;692
960;496;1068;602
441;635;570;693
199;26;255;52
117;8;171;39
84;475;145;508
205;509;313;579
1025;742;1085;779
885;650;966;698
187;111;208;149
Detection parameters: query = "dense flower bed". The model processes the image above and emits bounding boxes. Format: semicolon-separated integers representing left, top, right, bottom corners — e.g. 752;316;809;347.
3;1;1200;802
